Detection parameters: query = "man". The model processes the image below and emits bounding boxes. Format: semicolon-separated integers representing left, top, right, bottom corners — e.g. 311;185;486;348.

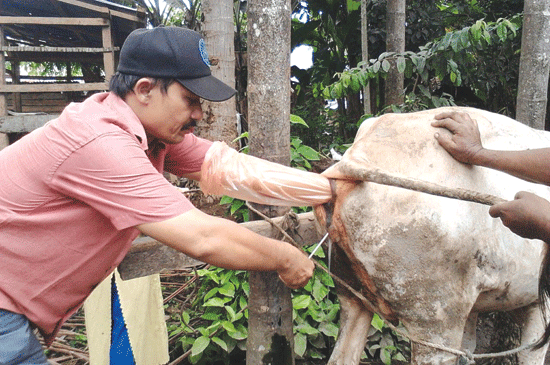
0;26;315;364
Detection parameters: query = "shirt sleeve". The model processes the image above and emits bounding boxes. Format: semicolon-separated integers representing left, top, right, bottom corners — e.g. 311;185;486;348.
163;134;213;176
50;132;195;230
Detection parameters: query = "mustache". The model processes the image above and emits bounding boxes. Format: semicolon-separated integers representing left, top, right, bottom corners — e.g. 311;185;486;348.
183;120;198;129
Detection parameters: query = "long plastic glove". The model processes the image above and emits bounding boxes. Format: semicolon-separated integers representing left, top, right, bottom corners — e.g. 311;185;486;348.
200;141;333;207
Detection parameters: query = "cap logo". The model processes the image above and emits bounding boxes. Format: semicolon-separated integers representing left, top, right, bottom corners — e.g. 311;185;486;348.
198;39;210;67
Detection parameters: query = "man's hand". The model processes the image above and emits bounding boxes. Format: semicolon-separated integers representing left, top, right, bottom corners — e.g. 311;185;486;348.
431;111;484;164
489;191;550;243
277;248;315;289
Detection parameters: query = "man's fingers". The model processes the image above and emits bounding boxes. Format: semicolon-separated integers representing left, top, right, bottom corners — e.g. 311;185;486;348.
514;191;530;200
488;203;502;218
433;130;455;150
431;118;462;136
434;112;456;120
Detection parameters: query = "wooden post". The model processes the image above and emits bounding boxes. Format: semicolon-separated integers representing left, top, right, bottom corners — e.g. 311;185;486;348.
0;26;9;150
246;0;294;364
67;62;72;83
102;13;116;83
13;61;21;113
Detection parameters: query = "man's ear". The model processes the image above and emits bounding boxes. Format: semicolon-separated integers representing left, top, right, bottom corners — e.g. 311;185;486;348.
133;78;155;103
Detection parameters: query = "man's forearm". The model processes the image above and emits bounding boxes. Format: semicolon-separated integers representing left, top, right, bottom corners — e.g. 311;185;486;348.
136;208;314;288
475;148;550;186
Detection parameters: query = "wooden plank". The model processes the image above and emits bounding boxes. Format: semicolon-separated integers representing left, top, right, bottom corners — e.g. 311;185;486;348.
20;105;65;113
20;93;68;100
21;99;69;106
6;52;104;63
0;16;109;26
118;211;321;280
102;18;116;81
0;114;58;133
0;82;108;93
110;8;145;23
55;0;109;15
55;0;145;23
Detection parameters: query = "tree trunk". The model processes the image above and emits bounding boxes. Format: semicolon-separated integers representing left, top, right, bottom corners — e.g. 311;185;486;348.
361;0;371;115
515;0;550;130
199;0;238;147
246;0;294;364
384;0;405;107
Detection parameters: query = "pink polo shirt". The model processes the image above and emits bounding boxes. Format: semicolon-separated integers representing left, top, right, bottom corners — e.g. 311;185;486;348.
0;92;212;344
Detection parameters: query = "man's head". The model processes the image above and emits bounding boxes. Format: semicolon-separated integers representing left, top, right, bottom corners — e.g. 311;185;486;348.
111;27;236;145
111;26;236;102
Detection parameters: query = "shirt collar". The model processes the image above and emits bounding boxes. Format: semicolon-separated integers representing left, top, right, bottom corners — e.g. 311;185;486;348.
102;92;149;150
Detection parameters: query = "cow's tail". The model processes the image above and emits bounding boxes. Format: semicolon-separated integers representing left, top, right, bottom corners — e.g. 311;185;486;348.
536;246;550;348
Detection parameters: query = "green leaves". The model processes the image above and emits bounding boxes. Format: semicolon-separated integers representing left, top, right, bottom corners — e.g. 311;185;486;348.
367;314;410;365
290;114;309;127
171;267;249;364
290;137;320;170
292;294;312;310
324;14;521;111
191;336;210;357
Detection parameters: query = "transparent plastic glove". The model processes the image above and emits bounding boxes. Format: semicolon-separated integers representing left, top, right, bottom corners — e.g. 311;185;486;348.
200;142;332;206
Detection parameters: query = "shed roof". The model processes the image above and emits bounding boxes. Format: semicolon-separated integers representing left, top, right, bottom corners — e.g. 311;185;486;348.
2;0;146;52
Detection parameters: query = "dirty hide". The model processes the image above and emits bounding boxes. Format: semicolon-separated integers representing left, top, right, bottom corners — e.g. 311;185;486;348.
315;107;550;365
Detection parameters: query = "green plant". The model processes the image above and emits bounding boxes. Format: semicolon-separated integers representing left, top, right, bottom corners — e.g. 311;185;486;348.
293;245;340;360
167;267;250;365
324;15;521;114
219;195;249;222
364;314;410;364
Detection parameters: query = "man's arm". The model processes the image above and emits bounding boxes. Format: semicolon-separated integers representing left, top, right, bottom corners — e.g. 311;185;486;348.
431;111;550;185
137;208;314;289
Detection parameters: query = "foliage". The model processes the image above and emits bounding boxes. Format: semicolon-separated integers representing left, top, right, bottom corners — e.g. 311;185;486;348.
293;245;340;361
219;195;249;222
289;115;322;171
365;314;410;364
169;246;411;364
323;16;521;114
166;267;250;364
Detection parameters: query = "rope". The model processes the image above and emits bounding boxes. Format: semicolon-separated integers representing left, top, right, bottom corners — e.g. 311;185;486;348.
246;202;537;363
337;161;506;206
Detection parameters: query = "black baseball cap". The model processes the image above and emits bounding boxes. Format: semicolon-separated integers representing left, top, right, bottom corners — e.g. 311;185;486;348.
117;26;236;102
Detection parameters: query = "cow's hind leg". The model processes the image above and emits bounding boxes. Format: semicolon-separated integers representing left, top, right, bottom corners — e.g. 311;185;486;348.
327;291;373;365
405;299;476;365
509;303;549;365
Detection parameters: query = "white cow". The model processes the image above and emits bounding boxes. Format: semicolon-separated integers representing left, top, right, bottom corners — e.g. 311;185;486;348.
314;107;550;364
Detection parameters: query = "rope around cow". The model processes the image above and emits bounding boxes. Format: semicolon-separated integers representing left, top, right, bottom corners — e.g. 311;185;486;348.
246;165;538;364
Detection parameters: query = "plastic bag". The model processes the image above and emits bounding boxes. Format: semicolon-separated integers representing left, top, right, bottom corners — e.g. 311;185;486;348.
200;141;332;206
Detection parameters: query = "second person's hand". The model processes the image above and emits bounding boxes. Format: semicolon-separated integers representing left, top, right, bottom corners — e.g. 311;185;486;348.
489;191;550;243
431;111;484;164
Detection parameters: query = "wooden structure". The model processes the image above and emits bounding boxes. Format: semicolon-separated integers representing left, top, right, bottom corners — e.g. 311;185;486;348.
0;0;146;141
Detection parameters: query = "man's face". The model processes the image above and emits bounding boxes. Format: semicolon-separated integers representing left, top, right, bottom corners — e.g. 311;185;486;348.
140;81;203;145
